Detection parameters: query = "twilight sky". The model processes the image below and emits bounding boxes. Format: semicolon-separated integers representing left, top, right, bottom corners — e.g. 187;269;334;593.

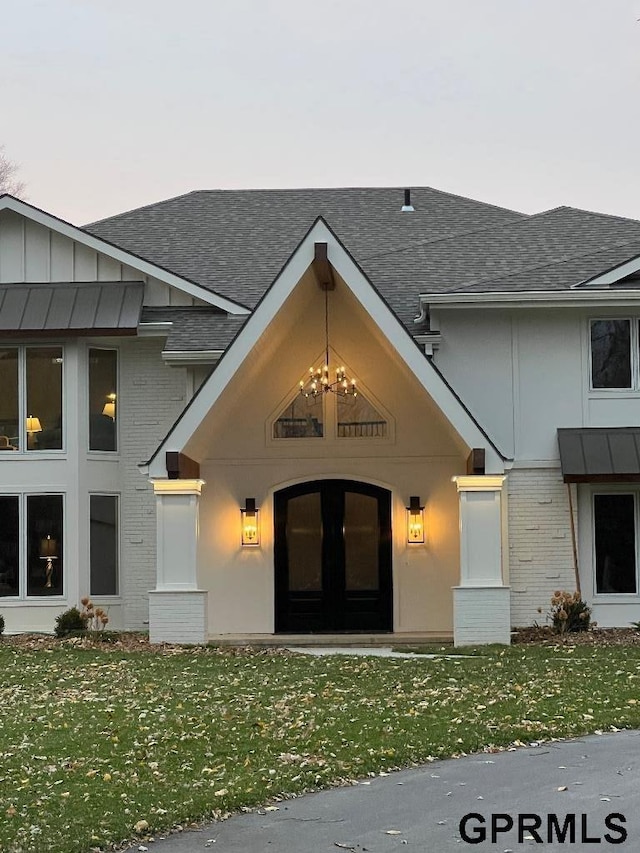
2;0;640;225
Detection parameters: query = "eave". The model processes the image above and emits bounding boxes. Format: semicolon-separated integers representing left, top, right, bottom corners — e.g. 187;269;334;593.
419;289;640;309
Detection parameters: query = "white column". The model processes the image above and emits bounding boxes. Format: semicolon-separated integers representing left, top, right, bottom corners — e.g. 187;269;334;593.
148;479;208;644
452;475;511;646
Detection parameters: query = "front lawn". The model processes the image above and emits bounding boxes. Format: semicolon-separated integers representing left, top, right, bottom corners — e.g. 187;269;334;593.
2;639;640;852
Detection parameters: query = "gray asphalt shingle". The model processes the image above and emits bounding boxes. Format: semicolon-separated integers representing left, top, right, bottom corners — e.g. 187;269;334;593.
86;188;640;337
140;307;248;351
86;187;526;325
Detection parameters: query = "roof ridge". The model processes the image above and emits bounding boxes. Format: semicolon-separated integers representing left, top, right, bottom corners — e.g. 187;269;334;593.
438;238;640;294
85;189;202;227
188;184;524;215
558;204;640;227
86;184;526;228
359;208;582;263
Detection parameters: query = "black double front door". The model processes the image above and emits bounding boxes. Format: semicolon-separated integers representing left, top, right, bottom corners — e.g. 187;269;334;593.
274;480;392;632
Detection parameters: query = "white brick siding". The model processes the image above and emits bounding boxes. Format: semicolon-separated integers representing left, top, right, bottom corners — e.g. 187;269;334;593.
119;339;188;629
148;590;208;644
508;468;577;628
453;587;511;645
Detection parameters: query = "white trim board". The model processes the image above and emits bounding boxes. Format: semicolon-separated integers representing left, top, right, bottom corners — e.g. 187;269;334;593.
419;290;640;308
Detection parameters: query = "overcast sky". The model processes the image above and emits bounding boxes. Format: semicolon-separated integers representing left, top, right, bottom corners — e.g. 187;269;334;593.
2;0;640;225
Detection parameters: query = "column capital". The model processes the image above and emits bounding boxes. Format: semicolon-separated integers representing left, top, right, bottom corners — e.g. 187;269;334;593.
151;479;205;496
452;475;506;493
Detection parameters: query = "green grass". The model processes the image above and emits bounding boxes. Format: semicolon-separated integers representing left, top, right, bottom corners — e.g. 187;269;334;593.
2;642;640;852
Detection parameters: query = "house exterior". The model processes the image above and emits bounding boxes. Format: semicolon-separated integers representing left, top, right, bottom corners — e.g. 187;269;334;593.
2;187;640;645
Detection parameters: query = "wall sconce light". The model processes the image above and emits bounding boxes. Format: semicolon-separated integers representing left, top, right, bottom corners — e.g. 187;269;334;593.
25;415;42;449
241;498;260;546
102;393;117;420
407;496;425;544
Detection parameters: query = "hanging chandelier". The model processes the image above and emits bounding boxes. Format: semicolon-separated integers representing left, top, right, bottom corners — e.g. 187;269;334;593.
300;286;357;399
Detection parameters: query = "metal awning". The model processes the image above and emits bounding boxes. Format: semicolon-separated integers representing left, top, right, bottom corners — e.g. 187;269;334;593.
558;427;640;483
0;282;144;336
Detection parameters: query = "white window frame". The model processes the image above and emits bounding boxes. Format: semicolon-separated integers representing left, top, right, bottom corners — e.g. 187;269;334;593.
87;346;119;455
589;318;639;393
0;491;66;601
0;343;66;456
88;492;120;599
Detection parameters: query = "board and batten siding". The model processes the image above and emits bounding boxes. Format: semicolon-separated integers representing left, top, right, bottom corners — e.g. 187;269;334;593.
432;306;640;463
0;208;194;306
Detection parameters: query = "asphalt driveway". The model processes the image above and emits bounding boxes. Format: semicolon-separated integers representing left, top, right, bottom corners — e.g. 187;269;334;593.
129;730;640;852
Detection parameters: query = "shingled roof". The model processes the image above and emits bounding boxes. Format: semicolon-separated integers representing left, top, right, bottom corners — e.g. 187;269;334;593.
87;187;640;334
86;187;526;326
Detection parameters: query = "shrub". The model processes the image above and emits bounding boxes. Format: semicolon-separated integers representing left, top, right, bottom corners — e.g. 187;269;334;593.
549;590;591;633
0;614;4;637
54;607;87;638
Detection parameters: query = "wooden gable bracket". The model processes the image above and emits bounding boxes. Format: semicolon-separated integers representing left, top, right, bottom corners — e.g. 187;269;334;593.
313;242;336;290
166;451;201;480
466;448;486;475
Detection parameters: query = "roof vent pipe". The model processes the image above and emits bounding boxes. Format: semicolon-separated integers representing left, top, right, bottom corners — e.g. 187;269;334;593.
401;188;415;213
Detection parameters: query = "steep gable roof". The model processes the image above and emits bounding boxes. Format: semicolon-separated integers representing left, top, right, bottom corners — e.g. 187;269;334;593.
145;217;506;478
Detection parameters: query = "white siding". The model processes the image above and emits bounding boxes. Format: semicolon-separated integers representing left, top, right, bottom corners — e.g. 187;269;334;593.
434;306;640;463
0;209;195;306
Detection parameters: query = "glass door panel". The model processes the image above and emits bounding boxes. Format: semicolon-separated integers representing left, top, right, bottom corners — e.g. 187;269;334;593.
286;492;322;591
344;492;379;590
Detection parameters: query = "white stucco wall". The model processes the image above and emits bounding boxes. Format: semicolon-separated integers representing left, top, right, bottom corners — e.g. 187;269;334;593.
186;273;468;636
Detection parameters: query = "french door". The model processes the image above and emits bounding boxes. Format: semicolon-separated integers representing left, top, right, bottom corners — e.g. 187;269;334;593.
274;480;392;632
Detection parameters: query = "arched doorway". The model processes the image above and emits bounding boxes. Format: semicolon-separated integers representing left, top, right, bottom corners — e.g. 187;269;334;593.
274;480;392;632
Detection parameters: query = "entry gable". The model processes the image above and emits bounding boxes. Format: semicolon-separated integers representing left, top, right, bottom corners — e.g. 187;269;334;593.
146;218;506;477
0;194;249;314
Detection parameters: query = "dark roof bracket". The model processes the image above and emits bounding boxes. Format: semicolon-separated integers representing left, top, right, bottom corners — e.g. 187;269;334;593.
313;242;335;291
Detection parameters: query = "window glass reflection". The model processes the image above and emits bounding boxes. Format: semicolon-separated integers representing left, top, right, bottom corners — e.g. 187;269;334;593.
26;347;63;450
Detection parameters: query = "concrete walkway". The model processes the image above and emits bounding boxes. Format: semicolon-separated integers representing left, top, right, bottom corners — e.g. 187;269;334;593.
285;645;471;659
130;730;640;852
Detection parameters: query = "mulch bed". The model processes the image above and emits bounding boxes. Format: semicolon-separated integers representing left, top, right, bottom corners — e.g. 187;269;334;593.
4;628;640;651
512;626;640;646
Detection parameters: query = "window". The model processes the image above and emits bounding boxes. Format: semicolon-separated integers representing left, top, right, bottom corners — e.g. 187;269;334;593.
89;349;117;451
0;346;63;453
90;495;118;596
0;350;18;451
590;319;636;389
0;494;64;598
593;493;637;594
274;394;323;438
0;496;19;596
273;379;388;440
337;391;387;438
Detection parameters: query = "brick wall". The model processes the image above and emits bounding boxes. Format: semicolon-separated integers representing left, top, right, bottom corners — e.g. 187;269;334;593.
454;587;511;645
508;468;577;627
119;339;188;629
148;590;208;644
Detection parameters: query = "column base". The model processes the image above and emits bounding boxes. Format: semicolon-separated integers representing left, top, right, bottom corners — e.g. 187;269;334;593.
148;589;208;644
453;586;511;646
